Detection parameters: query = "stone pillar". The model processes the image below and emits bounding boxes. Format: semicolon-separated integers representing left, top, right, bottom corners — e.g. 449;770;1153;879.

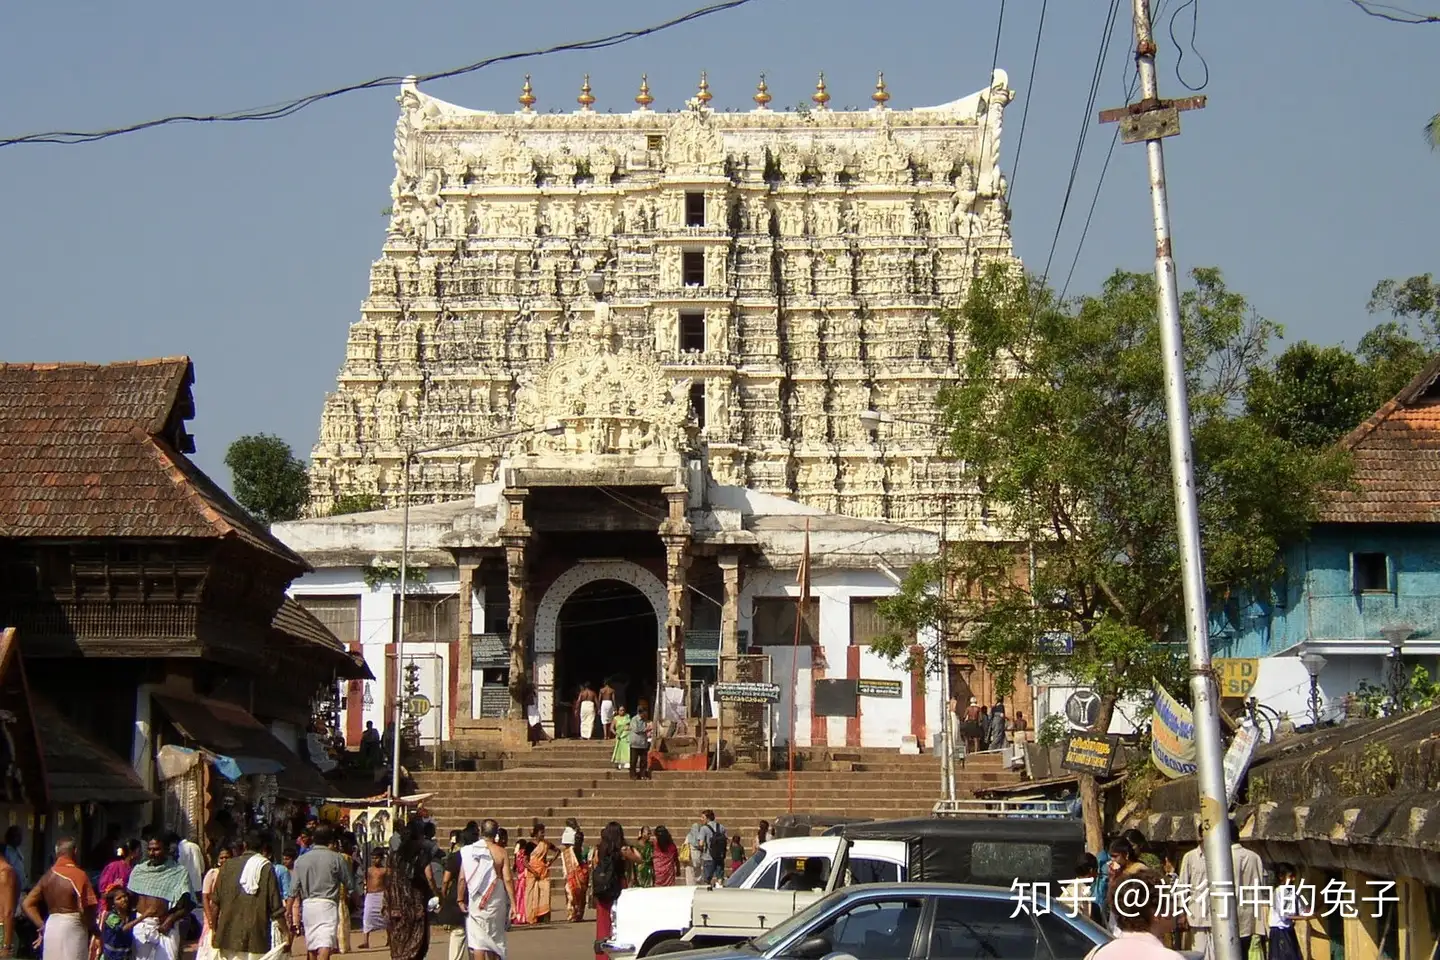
659;485;693;685
500;488;533;722
456;558;479;729
718;551;742;730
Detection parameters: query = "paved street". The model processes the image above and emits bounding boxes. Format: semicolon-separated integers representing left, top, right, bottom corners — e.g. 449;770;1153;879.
302;892;597;960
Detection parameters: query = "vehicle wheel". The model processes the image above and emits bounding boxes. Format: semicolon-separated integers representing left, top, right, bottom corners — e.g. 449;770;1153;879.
644;939;695;956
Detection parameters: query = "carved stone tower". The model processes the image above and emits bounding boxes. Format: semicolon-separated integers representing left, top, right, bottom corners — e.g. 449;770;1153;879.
309;71;1021;529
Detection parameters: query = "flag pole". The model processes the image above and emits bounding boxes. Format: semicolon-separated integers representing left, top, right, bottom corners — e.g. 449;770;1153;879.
787;519;811;814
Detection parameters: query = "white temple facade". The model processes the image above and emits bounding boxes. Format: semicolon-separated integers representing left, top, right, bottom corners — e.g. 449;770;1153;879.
287;70;1024;752
309;71;1021;530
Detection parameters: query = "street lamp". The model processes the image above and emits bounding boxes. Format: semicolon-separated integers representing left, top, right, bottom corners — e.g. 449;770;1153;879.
1379;623;1414;716
389;421;564;803
1300;652;1327;727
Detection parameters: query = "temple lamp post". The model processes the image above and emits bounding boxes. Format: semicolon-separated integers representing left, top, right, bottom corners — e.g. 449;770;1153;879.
1379;623;1415;716
1300;652;1327;727
860;408;959;802
390;422;564;804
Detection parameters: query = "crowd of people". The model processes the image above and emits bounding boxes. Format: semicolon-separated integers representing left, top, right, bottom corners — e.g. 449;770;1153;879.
1080;824;1309;960
953;696;1029;755
1;808;768;960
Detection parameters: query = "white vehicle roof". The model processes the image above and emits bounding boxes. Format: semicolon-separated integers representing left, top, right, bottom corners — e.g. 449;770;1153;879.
758;836;905;861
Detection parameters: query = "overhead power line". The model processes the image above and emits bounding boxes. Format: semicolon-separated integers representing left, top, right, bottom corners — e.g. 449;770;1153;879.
1347;0;1440;22
1006;0;1048;198
0;0;760;148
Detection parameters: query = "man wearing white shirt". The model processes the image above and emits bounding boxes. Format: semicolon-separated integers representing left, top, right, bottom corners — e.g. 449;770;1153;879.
169;832;205;899
1177;821;1264;960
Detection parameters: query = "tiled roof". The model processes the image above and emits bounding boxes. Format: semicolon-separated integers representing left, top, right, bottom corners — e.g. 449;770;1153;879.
1319;355;1440;524
0;359;306;568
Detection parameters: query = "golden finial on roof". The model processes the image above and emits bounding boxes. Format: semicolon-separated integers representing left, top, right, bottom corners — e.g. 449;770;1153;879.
696;71;713;105
577;74;596;111
635;74;654;109
872;71;891;107
753;73;772;109
518;75;536;111
812;72;831;108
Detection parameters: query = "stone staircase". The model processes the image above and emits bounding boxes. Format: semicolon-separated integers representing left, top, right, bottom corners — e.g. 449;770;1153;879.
411;739;1023;841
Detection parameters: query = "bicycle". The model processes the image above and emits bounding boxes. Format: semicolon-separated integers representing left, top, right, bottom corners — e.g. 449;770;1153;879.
1243;697;1282;742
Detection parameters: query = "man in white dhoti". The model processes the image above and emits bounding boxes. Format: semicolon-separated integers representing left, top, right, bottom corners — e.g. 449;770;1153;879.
21;837;98;960
126;837;194;960
290;826;350;960
461;820;514;960
577;685;598;740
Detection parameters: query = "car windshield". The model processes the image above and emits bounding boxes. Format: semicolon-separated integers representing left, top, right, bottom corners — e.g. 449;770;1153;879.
746;889;850;953
725;850;766;889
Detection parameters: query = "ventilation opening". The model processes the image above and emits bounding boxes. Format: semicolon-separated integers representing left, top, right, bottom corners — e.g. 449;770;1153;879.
690;382;707;429
686;192;706;227
680;312;706;353
682;251;705;287
1353;552;1389;593
646;134;663;151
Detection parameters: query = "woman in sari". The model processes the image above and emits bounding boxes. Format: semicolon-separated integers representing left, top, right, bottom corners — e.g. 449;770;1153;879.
610;706;632;770
651;827;679;889
525;823;557;924
633;829;654;889
383;819;434;960
563;831;590;922
197;845;233;960
510;843;531;926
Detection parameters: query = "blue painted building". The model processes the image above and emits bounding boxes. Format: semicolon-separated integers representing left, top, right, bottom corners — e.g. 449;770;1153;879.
1210;357;1440;721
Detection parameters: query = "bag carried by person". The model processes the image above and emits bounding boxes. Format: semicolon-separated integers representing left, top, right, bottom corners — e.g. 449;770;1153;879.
677;844;691;866
592;852;622;904
706;825;727;864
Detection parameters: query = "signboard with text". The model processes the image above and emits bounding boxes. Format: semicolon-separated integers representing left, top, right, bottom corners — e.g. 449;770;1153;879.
1151;685;1197;779
1061;735;1118;777
1214;658;1259;699
715;681;781;704
857;679;904;699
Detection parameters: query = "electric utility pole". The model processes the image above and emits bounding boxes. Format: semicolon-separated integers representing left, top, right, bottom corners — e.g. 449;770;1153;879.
1100;6;1240;960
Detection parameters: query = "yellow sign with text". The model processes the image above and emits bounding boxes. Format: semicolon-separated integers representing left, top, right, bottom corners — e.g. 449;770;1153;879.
1214;658;1258;698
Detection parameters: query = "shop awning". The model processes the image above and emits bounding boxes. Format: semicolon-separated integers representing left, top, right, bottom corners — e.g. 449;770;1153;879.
32;697;154;804
153;693;330;799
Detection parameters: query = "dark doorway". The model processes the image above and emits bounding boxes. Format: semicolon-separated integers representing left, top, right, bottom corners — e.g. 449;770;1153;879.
556;579;659;735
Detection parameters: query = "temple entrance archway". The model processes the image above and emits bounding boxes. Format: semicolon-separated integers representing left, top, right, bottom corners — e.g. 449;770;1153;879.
533;560;666;736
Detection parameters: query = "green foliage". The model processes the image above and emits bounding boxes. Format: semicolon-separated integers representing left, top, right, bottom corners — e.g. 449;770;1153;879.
1035;712;1068;747
330;493;383;516
1351;664;1440;718
362;560;427;590
878;265;1348;725
223;434;309;524
1245;343;1378;448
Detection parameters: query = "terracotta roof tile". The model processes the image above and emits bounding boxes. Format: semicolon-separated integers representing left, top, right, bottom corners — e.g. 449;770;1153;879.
0;359;306;569
1320;355;1440;524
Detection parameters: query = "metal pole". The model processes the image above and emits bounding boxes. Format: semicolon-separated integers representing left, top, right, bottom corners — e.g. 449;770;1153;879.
1130;4;1239;960
939;495;955;801
391;445;412;805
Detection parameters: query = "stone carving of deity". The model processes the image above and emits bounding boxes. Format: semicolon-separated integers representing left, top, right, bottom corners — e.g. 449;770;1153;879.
376;389;401;441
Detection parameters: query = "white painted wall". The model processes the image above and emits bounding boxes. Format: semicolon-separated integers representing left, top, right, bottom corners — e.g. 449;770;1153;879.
287;566;461;743
739;568;937;751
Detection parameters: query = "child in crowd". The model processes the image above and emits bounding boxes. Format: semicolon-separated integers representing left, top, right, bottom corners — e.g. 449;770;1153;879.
728;834;746;874
99;886;139;960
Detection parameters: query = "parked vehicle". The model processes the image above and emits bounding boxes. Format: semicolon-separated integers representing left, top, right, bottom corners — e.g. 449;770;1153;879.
606;813;1087;957
604;836;907;959
619;882;1112;960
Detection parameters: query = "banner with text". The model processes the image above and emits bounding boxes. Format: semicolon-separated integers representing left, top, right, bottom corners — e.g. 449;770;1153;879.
1150;685;1197;779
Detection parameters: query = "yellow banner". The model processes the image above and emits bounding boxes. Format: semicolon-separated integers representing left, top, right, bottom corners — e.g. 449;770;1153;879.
1151;685;1197;779
1214;658;1259;698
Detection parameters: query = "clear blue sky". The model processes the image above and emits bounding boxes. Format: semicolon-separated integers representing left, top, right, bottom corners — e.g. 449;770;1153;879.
2;1;1437;485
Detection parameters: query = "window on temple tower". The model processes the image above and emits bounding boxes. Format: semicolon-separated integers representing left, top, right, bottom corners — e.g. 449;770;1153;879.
682;250;705;287
680;311;706;353
690;381;707;429
686;192;706;227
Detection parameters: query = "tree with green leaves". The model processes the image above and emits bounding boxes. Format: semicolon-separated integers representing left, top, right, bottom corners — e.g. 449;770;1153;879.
329;492;383;516
875;265;1349;848
1247;275;1437;449
224;434;310;524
